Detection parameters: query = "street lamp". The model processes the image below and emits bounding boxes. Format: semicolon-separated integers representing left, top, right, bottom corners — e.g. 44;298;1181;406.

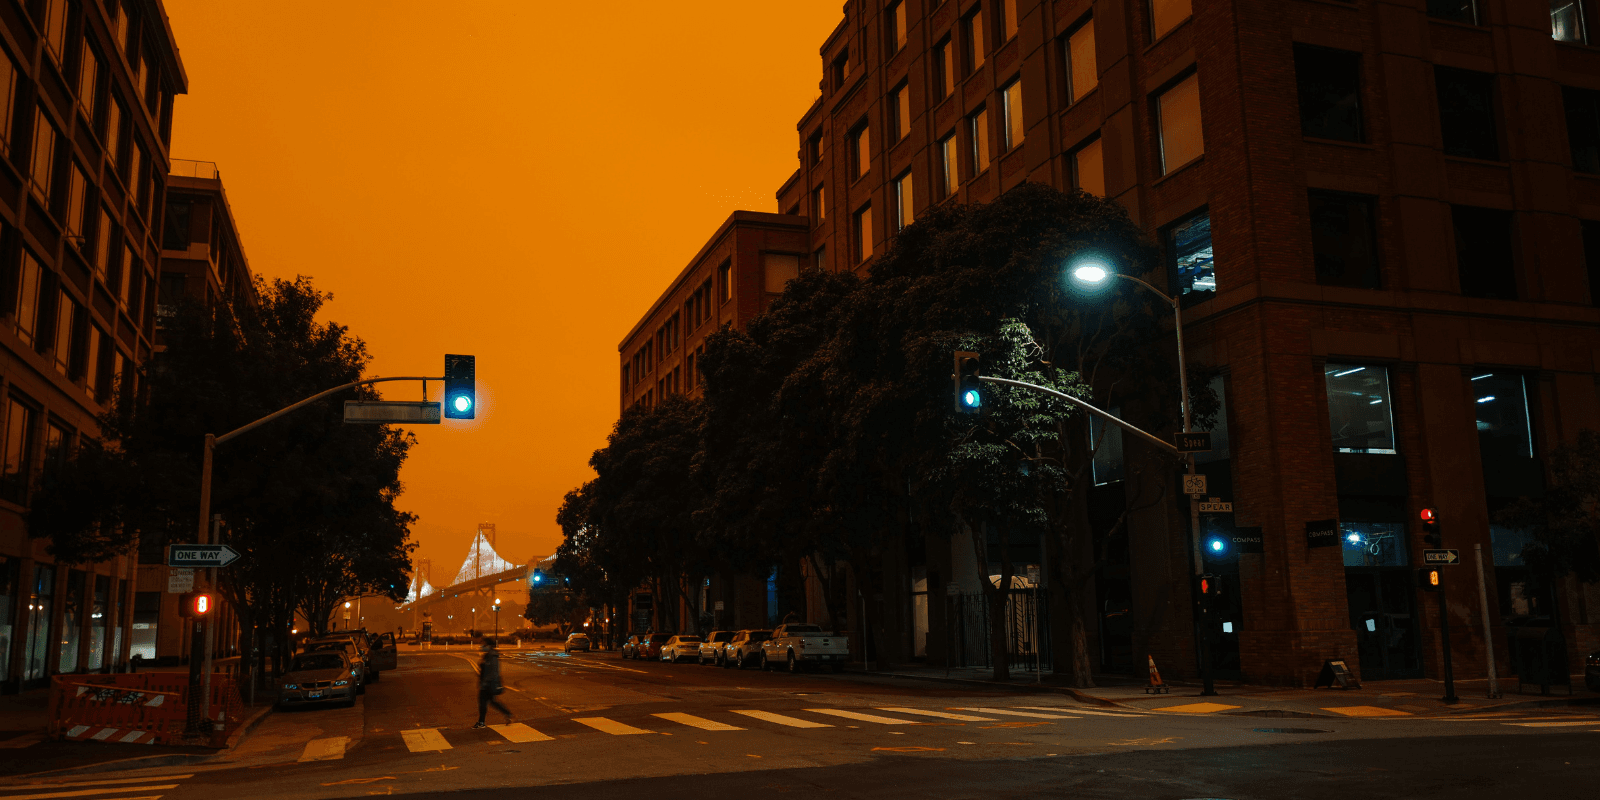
1070;259;1215;696
493;597;502;639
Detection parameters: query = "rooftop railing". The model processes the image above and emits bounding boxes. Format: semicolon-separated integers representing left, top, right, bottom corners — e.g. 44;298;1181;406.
169;159;219;179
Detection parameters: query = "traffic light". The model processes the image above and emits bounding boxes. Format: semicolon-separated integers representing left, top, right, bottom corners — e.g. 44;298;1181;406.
1196;573;1224;612
178;592;213;619
953;351;981;414
1417;567;1441;592
1420;507;1441;547
1205;535;1229;557
444;354;476;420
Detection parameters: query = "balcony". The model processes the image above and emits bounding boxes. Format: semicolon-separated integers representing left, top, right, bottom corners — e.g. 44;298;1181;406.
169;159;219;179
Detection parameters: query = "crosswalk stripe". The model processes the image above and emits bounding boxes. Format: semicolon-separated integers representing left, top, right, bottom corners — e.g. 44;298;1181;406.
401;728;452;752
297;736;349;762
1;776;194;793
573;717;653;735
1;786;180;800
1015;706;1148;717
491;723;553;742
1506;721;1600;727
878;707;997;721
731;709;833;728
653;712;744;731
808;708;919;725
957;707;1078;719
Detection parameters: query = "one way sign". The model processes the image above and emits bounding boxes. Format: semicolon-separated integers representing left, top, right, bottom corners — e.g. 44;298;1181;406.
167;544;241;568
1423;549;1460;565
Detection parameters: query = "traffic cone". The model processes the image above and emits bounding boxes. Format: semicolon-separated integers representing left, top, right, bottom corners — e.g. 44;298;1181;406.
1145;654;1169;694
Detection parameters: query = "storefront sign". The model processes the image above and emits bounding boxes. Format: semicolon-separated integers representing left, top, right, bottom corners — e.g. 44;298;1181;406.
1305;519;1340;548
1232;527;1265;554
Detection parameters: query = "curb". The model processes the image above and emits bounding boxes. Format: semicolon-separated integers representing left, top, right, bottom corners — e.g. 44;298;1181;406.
223;703;274;749
13;703;278;781
1444;694;1600;713
852;670;1124;709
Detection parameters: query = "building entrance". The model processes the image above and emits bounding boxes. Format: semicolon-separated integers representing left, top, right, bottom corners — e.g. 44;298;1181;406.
1344;568;1421;680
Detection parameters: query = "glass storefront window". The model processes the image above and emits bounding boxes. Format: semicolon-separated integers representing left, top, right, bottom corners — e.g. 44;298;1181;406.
1195;375;1230;464
59;569;83;673
87;574;108;671
1325;364;1396;453
24;566;52;682
0;556;15;683
1341;521;1409;567
130;591;160;661
1472;372;1533;460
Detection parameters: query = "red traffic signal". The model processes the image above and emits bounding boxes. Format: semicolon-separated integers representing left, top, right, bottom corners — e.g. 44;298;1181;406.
1420;508;1437;523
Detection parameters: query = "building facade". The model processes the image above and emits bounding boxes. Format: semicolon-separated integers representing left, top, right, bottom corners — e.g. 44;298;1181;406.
0;0;185;691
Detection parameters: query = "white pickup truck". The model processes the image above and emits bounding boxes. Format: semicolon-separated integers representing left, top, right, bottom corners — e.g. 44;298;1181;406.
759;623;850;673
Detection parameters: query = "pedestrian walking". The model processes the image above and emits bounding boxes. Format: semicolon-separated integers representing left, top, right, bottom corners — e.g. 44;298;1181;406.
473;637;512;729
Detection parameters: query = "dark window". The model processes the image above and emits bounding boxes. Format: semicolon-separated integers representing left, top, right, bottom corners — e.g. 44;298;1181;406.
1582;219;1600;306
933;37;954;98
832;50;850;90
1308;190;1380;289
1435;67;1498;160
1452;205;1516;299
808;130;824;165
1165;209;1215;302
1294;45;1363;142
1563;86;1600;174
1428;0;1478;24
162;200;191;250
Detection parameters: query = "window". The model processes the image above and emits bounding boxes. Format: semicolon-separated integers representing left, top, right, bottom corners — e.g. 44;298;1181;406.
65;164;87;242
1066;20;1097;103
1165;209;1214;299
894;171;914;231
104;98;121;169
1452;205;1516;299
763;253;799;293
1194;375;1230;464
1428;0;1477;24
1001;0;1018;41
969;107;990;174
939;133;958;197
1472;372;1533;461
814;244;827;271
1324;364;1396;454
963;8;985;73
163;199;191;250
1308;190;1380;289
1151;0;1192;40
622;363;631;391
0;53;16;156
852;123;870;179
1157;73;1203;174
55;291;80;377
1435;67;1498;160
832;50;850;89
117;246;134;308
112;1;128;53
934;37;955;98
13;251;42;346
93;206;112;273
31;109;57;204
1582;220;1600;306
1295;45;1363;142
890;83;911;142
85;326;104;399
1001;79;1023;151
812;184;825;221
41;0;67;64
1091;405;1124;485
719;260;732;303
854;203;873;263
1341;521;1409;568
1072;138;1105;197
1563;86;1600;173
888;1;908;53
809;130;824;165
1552;1;1585;42
77;42;99;121
1;398;36;505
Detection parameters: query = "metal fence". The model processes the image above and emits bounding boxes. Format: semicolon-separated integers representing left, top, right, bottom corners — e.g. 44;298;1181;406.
947;589;1051;671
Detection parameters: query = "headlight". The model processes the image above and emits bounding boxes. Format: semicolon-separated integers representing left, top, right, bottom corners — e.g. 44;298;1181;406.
334;680;349;686
283;684;298;690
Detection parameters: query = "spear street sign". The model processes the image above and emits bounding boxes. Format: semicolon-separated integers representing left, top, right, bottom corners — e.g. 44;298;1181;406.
344;401;441;424
167;544;241;568
1423;549;1461;565
1173;432;1212;453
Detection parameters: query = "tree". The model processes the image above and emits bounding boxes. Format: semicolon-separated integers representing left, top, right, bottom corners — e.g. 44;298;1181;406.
1495;429;1600;620
523;590;582;636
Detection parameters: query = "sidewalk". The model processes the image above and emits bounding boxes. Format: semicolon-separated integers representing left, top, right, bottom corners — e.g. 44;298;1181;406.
862;664;1600;718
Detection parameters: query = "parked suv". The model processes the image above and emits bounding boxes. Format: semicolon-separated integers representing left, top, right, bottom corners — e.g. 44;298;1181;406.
698;631;735;665
724;630;771;669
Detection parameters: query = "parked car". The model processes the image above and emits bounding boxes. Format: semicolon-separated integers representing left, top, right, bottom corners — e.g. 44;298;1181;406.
279;650;358;708
304;637;368;691
366;631;397;675
660;635;703;662
724;630;772;669
322;630;374;677
638;632;673;661
698;631;735;664
621;634;644;659
760;623;849;673
564;633;592;653
1586;649;1600;692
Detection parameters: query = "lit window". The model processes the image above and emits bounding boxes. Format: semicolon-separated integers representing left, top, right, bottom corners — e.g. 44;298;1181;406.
1157;73;1203;174
935;38;955;98
1150;0;1192;40
853;124;870;179
1472;372;1533;460
854;204;873;263
93;207;112;274
1072;138;1104;197
14;251;42;346
964;8;985;72
78;43;99;121
1340;522;1409;568
812;184;825;221
895;171;914;231
893;84;911;141
1002;80;1023;151
55;292;79;377
1165;209;1214;299
890;1;908;52
1324;364;1396;454
85;326;103;398
104;99;122;169
1067;20;1097;103
41;0;67;64
0;53;15;157
31;109;57;204
970;108;990;174
1552;1;1585;42
1001;0;1018;41
939;134;958;198
65;164;87;242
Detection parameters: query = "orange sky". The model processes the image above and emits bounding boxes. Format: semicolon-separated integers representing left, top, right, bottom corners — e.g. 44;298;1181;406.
162;2;843;578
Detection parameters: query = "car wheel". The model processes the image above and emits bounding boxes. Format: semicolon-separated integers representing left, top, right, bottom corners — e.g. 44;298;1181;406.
737;652;747;670
760;653;770;672
787;653;799;673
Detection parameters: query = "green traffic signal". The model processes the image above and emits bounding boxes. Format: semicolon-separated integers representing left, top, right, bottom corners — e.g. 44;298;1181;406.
444;354;476;420
953;351;981;414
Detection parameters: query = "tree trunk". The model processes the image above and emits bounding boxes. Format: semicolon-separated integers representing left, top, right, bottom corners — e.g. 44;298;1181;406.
969;519;1012;682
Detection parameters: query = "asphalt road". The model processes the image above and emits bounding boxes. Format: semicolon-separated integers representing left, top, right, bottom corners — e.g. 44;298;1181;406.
10;646;1597;799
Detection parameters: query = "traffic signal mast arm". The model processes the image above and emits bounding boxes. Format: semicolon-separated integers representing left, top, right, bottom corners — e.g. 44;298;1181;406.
213;375;445;447
977;375;1182;457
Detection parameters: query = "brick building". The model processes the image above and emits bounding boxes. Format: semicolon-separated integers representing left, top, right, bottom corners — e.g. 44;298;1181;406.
619;0;1600;685
0;0;184;691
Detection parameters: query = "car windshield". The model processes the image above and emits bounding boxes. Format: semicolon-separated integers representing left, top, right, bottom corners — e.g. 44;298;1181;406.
292;654;345;672
569;634;588;641
713;632;733;642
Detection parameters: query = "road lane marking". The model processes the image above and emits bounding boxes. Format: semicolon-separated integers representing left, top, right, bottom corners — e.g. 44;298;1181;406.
0;776;194;790
957;708;1080;719
1151;702;1241;714
808;709;919;725
1505;721;1600;727
1014;706;1149;717
573;717;653;735
878;707;996;721
298;736;349;762
731;710;832;728
401;728;452;752
653;712;744;731
1322;706;1412;717
2;787;179;800
490;723;553;742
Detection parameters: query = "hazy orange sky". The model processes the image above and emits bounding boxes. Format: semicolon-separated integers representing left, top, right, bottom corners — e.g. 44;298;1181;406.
162;2;844;580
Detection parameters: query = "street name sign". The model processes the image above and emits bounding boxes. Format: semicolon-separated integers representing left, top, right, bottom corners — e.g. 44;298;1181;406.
344;401;442;425
1198;498;1233;513
1174;432;1212;453
167;544;241;568
1423;549;1461;565
167;568;194;593
1182;474;1208;496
